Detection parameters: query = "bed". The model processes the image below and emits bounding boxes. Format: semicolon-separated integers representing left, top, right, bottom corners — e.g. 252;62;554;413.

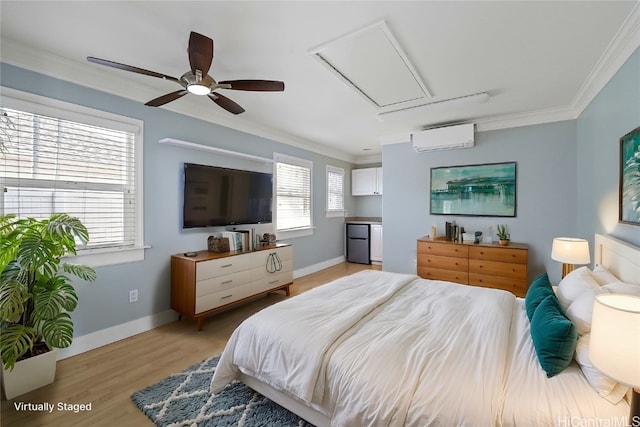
210;234;640;426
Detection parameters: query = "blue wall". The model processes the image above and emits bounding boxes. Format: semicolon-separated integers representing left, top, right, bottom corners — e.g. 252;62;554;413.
1;63;355;336
382;121;578;284
577;47;640;248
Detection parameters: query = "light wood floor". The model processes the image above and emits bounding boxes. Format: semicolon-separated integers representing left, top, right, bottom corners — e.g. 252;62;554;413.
1;262;379;427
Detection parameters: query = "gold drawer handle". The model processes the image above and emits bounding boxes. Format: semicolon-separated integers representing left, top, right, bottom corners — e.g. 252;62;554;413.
221;280;233;285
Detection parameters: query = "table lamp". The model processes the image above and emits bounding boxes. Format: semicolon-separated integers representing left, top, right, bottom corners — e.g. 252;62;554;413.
590;294;640;424
551;237;591;278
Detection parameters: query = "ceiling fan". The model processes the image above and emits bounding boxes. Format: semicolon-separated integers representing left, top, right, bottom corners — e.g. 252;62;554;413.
87;31;284;115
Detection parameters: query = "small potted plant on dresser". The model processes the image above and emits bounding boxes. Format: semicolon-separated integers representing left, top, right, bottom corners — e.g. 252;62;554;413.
496;224;510;246
0;214;96;399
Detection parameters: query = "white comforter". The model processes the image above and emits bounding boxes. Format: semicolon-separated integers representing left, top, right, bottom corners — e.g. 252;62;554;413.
211;270;515;426
210;270;629;426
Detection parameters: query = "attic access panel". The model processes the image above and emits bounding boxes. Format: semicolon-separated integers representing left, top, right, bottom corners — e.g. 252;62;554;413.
310;21;431;109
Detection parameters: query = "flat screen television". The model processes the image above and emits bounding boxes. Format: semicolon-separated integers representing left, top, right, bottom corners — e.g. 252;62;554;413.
182;163;273;228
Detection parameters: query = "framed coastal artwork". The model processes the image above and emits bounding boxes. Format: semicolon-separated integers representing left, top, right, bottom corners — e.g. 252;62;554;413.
430;162;517;217
620;126;640;225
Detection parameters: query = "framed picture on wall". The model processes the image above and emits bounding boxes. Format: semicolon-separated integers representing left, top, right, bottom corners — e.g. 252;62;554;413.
620;126;640;225
430;161;517;217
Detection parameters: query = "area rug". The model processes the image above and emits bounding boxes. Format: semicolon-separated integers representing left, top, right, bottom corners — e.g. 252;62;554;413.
131;355;314;427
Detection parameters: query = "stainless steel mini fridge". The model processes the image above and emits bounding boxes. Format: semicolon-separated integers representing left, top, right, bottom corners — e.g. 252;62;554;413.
346;223;370;264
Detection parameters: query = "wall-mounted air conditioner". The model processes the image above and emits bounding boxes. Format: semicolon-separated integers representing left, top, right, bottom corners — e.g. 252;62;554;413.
411;123;475;152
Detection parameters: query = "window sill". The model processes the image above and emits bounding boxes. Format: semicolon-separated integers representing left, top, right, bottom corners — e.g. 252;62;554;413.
65;245;150;268
277;227;314;240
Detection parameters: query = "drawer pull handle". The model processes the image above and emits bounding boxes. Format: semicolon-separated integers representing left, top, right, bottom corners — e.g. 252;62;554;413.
480;251;484;255
221;263;233;268
269;279;279;284
221;280;233;285
221;294;233;300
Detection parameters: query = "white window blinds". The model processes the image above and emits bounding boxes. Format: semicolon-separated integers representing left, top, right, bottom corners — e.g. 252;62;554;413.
275;154;312;232
326;165;344;216
1;106;138;250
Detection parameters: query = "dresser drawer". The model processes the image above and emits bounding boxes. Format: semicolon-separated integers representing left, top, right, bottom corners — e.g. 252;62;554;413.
251;259;293;281
417;254;468;271
196;270;251;297
469;273;528;297
251;271;293;294
417;266;468;284
250;246;294;268
469;246;527;264
195;283;253;314
196;256;253;281
469;259;527;279
417;241;468;258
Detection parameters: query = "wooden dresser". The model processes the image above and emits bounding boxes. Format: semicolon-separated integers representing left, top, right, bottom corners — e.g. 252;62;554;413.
171;244;293;330
417;238;529;297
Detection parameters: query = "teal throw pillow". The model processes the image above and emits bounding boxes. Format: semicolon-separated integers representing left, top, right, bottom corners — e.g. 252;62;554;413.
530;294;578;378
525;273;554;320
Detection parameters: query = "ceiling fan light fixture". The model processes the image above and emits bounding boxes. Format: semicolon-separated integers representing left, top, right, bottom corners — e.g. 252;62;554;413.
187;83;211;95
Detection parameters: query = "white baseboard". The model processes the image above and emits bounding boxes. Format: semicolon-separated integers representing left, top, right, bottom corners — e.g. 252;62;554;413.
293;256;345;279
57;309;178;361
57;256;346;360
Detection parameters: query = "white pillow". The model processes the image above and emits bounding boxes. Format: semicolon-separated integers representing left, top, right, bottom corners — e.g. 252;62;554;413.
574;334;629;404
566;287;611;335
591;265;619;285
556;266;600;310
602;281;640;296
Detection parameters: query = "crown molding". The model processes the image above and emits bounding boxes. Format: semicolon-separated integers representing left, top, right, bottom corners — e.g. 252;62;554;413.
353;153;383;164
0;39;356;164
474;105;578;132
573;2;640;115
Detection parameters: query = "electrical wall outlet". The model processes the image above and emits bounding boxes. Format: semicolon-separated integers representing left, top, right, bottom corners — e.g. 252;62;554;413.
129;289;138;303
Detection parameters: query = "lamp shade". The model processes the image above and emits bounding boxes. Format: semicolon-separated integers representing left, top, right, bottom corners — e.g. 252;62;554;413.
589;294;640;387
551;237;591;265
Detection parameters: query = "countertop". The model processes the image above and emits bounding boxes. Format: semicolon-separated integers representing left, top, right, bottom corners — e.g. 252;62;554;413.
345;216;382;225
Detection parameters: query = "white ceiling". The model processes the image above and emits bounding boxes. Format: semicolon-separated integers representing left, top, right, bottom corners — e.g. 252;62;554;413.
1;1;639;163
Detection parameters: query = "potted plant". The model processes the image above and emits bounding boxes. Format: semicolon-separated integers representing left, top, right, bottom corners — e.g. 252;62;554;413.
496;224;510;246
0;213;96;399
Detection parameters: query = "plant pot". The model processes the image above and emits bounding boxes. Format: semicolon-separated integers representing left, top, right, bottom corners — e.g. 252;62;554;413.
499;239;510;246
2;349;57;400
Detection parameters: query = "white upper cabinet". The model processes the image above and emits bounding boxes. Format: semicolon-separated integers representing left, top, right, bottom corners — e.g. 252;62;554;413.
352;167;382;196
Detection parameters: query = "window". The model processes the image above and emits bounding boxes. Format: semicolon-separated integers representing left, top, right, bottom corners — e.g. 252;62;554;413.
326;165;345;217
0;88;144;267
274;153;313;238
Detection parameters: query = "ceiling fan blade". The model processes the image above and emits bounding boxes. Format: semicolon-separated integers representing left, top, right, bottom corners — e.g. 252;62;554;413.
219;80;285;92
208;92;245;115
145;90;188;107
87;57;180;84
188;32;214;76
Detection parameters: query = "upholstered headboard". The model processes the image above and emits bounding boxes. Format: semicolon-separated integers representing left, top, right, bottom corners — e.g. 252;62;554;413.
594;234;640;284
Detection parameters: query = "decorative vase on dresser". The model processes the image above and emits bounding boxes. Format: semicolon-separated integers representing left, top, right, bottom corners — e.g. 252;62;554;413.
416;237;528;297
